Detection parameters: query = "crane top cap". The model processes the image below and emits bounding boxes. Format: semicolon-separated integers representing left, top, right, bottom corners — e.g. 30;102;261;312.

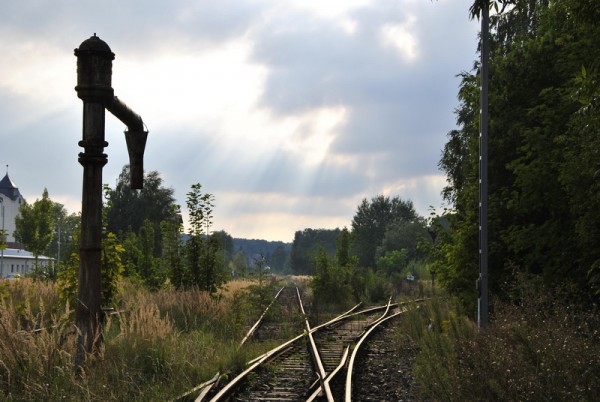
75;34;115;59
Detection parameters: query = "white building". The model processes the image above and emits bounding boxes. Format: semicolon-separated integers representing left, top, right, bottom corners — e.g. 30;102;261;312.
0;248;53;278
0;173;55;278
0;172;25;244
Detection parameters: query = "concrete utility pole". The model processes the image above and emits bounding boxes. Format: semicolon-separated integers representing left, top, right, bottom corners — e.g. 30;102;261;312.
74;34;148;363
478;2;490;328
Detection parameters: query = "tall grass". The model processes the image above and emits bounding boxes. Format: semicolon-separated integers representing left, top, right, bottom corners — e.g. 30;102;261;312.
0;278;282;400
398;277;599;401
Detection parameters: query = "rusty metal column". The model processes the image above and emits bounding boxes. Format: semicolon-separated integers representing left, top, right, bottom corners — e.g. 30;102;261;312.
74;34;115;363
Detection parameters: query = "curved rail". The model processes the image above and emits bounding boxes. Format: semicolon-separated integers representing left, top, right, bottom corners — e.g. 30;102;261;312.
344;306;406;402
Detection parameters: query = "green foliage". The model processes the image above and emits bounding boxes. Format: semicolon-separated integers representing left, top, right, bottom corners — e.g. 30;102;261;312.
376;219;428;263
351;195;418;269
46;202;79;265
404;277;599;401
161;210;184;289
230;250;249;278
14;188;54;260
290;228;341;275
104;166;177;257
335;227;353;268
121;230;142;279
184;183;225;293
310;247;354;311
57;252;80;308
0;229;6;251
268;244;290;273
186;183;213;238
376;249;408;277
56;233;124;309
437;0;600;305
102;232;125;306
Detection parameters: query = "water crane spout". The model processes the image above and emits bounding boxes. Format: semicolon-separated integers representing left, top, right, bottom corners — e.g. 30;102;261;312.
106;96;148;189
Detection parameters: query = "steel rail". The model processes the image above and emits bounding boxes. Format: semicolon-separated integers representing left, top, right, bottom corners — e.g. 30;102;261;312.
209;287;307;402
245;301;361;366
239;286;285;346
208;298;424;401
178;286;287;401
169;372;220;402
344;308;406;402
306;346;350;402
298;287;331;401
209;301;367;401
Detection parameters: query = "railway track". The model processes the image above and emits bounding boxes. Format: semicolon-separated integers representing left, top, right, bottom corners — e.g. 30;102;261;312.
173;283;423;401
204;290;418;401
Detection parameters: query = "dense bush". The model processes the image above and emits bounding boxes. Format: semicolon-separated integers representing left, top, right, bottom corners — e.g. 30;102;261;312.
401;276;599;401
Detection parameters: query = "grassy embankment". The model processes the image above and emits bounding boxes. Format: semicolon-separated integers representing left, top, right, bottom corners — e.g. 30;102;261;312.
395;276;599;401
0;277;299;401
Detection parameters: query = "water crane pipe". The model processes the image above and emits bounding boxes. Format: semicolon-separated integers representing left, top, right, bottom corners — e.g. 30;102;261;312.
106;96;148;189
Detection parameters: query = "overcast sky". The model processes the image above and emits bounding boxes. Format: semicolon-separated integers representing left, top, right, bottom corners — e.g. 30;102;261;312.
0;0;479;242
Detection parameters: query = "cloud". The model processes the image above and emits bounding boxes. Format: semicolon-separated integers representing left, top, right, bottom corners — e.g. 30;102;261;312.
0;0;479;242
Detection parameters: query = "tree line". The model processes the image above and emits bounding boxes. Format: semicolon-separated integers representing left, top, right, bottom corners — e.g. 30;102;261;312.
431;0;600;310
8;166;281;304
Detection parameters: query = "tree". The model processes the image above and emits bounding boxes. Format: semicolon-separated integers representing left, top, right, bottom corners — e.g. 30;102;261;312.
161;207;184;288
14;188;54;263
376;249;409;277
335;227;354;268
375;219;429;263
101;232;125;306
290;228;341;275
185;183;224;293
269;244;289;272
57;232;125;308
47;202;79;266
105;166;177;255
230;249;249;278
138;218;164;289
310;247;353;311
351;195;418;269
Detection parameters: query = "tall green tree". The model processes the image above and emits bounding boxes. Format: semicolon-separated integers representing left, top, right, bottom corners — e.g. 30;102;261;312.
290;228;341;275
104;166;177;256
351;195;418;269
47;202;79;265
268;244;289;272
310;247;353;310
230;249;249;278
161;208;184;288
185;183;224;293
14;188;54;262
335;227;354;268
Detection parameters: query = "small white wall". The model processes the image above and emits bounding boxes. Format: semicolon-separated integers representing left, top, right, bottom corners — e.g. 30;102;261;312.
0;193;24;243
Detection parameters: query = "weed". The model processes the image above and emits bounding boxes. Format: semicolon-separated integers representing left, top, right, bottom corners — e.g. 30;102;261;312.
399;276;599;401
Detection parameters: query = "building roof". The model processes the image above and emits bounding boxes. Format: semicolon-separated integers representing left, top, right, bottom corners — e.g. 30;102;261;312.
0;173;22;201
1;248;53;260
